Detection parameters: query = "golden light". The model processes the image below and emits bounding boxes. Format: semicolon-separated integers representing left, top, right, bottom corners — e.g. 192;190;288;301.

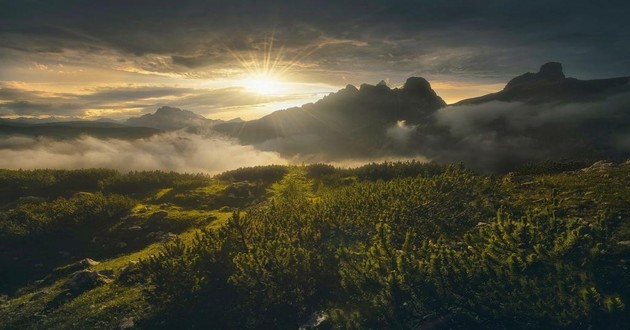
241;75;284;95
224;33;322;96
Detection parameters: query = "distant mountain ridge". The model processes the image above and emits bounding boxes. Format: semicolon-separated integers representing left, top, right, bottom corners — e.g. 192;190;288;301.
125;106;219;130
454;62;630;105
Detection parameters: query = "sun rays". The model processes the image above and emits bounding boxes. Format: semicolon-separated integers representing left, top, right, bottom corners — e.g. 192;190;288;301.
224;32;324;95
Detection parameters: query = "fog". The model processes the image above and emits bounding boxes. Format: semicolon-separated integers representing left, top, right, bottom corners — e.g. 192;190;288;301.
386;120;416;144
0;131;286;174
427;90;630;171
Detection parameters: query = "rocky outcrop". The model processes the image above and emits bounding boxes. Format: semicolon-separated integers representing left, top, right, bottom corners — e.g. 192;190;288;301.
65;269;113;294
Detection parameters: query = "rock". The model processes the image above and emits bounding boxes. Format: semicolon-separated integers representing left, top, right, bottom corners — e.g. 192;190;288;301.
45;290;72;311
299;311;328;330
149;210;168;221
54;258;101;277
30;291;47;301
65;270;112;294
79;258;100;268
146;231;176;242
118;261;140;283
118;317;134;329
582;161;614;172
98;269;115;278
160;232;177;243
159;203;171;209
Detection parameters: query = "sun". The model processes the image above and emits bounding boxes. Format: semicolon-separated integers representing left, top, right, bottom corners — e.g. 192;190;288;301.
242;75;283;95
224;33;320;96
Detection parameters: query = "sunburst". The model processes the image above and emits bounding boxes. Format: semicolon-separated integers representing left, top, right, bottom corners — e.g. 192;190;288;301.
225;33;321;95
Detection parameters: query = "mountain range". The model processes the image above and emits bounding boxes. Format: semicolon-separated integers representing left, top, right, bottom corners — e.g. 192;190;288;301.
1;62;629;171
212;62;630;169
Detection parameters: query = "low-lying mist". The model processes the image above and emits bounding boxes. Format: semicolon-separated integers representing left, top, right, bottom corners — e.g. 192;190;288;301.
427;90;630;171
0;131;286;174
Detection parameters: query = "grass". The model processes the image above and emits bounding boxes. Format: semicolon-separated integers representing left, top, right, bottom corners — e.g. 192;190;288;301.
0;204;232;330
2;162;629;329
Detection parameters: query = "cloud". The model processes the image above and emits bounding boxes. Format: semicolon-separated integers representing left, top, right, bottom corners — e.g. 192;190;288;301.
0;84;313;118
426;89;630;171
1;0;628;84
386;120;415;144
0;131;285;173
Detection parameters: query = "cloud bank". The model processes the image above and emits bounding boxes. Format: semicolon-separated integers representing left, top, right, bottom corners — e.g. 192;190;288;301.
425;90;630;171
0;131;286;174
0;83;315;119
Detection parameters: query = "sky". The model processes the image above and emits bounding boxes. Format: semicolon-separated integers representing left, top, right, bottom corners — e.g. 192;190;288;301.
1;0;629;120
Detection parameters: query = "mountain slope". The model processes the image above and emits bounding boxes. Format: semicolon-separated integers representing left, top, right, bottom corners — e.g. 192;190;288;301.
214;77;446;158
454;62;630;105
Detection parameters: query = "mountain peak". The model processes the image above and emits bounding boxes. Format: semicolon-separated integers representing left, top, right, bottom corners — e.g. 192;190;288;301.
154;106;203;119
504;61;566;90
403;77;431;94
455;62;629;105
538;62;565;80
359;80;391;92
126;106;212;130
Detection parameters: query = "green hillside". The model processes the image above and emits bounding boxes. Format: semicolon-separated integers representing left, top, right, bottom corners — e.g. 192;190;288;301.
0;161;629;329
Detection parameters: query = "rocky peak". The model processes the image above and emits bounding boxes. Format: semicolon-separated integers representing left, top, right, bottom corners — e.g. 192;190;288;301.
154;106;203;119
359;80;391;93
125;106;211;130
505;62;566;90
402;77;432;94
455;62;629;106
538;62;565;80
344;84;359;93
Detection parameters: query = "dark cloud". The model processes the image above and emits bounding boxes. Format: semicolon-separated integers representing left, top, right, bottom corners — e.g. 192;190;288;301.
1;0;629;81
